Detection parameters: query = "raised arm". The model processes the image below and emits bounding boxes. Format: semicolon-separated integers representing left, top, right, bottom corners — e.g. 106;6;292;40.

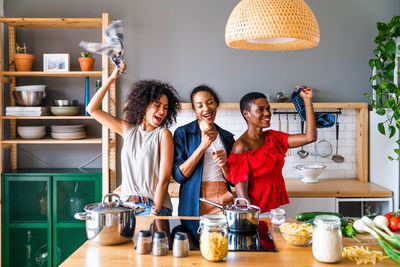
151;129;174;215
177;128;217;178
86;62;130;136
287;88;317;148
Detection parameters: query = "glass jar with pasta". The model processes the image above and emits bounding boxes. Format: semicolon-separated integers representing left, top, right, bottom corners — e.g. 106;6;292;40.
198;214;228;262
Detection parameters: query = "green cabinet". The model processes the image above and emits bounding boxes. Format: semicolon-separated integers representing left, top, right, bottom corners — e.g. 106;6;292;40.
2;169;101;267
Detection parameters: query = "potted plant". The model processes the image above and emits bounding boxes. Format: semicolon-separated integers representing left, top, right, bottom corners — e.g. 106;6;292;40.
13;43;34;71
78;52;95;71
366;15;400;160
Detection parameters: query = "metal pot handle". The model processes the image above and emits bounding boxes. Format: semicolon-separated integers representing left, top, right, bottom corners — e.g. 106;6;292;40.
199;197;224;210
74;212;92;221
101;193;122;207
234;198;250;209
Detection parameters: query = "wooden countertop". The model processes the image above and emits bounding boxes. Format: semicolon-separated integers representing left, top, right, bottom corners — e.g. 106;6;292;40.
167;179;393;198
60;216;397;267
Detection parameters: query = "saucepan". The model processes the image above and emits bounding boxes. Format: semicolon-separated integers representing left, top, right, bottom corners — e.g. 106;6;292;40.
74;193;136;245
199;197;261;232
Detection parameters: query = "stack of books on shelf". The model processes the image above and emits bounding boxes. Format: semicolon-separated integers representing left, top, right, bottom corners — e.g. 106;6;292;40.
5;106;49;116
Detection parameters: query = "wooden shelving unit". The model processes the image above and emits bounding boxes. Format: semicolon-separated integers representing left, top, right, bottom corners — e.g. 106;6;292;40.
0;71;103;77
0;13;117;195
1;116;96;119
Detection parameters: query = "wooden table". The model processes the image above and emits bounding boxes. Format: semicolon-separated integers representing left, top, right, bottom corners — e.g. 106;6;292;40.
60;216;398;267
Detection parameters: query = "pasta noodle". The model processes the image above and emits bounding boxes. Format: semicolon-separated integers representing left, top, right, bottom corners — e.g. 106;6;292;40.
342;246;389;265
279;222;314;246
200;232;228;262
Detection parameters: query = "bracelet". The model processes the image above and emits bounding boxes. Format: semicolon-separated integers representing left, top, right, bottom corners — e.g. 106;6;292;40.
151;206;161;215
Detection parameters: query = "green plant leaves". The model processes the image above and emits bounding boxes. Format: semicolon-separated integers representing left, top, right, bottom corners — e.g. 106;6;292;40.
376;108;386;116
368;15;400;159
378;122;386;135
389;125;396;138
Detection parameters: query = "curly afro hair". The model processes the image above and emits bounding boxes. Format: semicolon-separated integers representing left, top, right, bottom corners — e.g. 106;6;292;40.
123;80;181;128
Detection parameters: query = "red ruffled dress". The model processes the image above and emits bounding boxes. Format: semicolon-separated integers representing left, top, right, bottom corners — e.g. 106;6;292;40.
227;130;290;213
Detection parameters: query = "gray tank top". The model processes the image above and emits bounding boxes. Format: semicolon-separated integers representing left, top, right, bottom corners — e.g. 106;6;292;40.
120;125;172;210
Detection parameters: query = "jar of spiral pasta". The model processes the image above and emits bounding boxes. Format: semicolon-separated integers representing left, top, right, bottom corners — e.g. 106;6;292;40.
198;214;228;262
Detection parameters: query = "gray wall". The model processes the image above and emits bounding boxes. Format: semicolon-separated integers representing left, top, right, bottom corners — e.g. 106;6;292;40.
3;0;400;176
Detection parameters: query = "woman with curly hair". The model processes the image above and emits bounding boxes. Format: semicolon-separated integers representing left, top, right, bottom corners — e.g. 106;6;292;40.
87;62;181;216
172;85;235;216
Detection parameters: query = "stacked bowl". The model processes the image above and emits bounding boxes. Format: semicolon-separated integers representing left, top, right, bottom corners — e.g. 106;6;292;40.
17;126;46;139
13;85;47;106
51;125;86;140
51;100;79;116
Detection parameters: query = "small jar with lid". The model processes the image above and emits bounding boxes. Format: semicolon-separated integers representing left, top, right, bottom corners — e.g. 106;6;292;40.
136;230;152;254
312;215;342;263
198;214;228;262
172;232;189;257
152;231;169;256
270;208;286;225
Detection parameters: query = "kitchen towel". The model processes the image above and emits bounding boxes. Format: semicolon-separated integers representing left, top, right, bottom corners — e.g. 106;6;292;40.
79;20;124;71
291;88;335;128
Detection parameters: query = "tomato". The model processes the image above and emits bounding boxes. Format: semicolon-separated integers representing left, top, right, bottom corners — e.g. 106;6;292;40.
389;216;400;232
384;212;393;222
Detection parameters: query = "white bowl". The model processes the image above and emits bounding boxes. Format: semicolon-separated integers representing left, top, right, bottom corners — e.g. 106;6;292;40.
18;131;46;139
51;106;80;116
18;126;46;134
15;85;47;92
296;164;326;183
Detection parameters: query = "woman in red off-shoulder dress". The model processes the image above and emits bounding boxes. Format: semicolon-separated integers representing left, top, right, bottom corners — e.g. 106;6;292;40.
227;90;317;213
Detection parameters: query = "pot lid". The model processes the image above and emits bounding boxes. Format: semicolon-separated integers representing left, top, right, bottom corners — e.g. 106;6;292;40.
226;198;261;214
85;193;132;213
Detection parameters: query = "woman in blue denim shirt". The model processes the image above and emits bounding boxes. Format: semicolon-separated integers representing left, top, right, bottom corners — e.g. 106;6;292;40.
173;85;235;216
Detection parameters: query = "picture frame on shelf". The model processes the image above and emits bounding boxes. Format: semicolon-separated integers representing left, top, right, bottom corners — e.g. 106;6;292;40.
43;53;69;72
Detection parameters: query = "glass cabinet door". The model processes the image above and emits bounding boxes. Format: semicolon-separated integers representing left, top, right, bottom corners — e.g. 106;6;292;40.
4;176;51;223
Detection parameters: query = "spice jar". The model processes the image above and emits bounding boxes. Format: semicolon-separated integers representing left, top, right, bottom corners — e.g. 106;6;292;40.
312;215;342;263
173;232;189;257
198;214;228;262
152;231;168;256
270;208;286;225
136;230;152;254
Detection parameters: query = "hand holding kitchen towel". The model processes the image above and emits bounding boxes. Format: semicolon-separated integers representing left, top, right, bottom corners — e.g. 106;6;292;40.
79;20;125;72
291;88;335;128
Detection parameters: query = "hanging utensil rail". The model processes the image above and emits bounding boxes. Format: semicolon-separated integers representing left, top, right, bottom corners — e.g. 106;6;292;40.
272;109;342;116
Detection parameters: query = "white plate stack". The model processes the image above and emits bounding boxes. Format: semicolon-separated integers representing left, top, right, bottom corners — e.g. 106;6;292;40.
51;125;86;140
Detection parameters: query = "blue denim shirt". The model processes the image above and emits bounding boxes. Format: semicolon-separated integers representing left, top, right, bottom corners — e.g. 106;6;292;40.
172;120;235;216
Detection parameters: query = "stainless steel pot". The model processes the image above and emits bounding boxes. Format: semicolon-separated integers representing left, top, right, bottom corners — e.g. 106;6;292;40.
199;198;260;232
74;193;135;245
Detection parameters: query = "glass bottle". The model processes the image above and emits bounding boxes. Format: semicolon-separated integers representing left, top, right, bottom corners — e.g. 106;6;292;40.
173;232;189;257
312;215;342;263
68;181;88;219
270;208;286;225
136;230;152;254
95;80;102;109
25;230;34;267
38;183;47;218
152;231;168;256
198;214;228;262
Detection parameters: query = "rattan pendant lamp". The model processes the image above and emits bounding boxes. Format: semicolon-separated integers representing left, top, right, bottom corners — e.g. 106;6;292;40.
225;0;320;50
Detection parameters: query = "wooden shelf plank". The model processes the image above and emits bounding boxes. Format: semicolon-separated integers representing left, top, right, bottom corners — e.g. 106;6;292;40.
0;71;102;77
0;18;102;28
181;102;368;110
167;179;393;198
1;116;95;120
1;138;102;144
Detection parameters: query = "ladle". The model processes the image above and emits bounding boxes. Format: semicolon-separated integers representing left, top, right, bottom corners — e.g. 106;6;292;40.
297;120;309;159
332;115;344;163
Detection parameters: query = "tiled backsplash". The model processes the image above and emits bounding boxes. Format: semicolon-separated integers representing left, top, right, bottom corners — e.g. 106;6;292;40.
170;108;356;180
